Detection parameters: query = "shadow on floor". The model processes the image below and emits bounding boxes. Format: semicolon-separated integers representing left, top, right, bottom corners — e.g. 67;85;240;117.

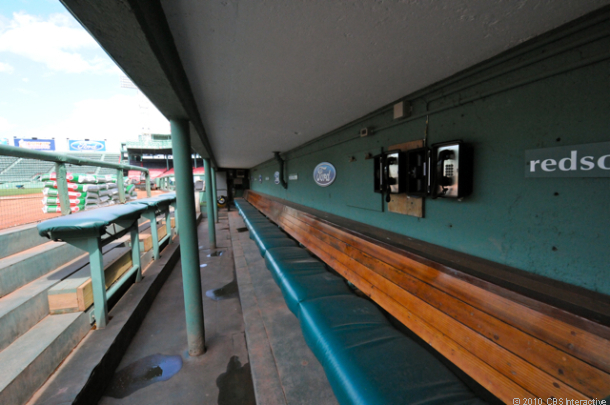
216;356;256;405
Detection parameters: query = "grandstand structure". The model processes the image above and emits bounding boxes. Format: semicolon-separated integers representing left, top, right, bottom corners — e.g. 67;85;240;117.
0;153;122;185
121;134;204;185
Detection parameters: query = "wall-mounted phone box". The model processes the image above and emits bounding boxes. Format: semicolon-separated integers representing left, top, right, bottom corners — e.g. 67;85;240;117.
431;140;473;199
376;140;473;199
405;147;428;197
374;150;406;198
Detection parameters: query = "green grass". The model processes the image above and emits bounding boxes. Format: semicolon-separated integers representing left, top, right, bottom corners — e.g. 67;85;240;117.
0;188;43;197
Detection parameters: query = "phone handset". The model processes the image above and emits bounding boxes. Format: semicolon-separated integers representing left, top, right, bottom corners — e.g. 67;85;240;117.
435;149;456;197
384;154;399;202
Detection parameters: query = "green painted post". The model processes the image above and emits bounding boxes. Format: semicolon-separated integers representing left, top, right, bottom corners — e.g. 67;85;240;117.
211;166;218;223
144;211;160;260
172;202;179;235
165;209;173;243
203;158;216;248
145;172;151;197
170;119;205;356
130;225;142;282
87;237;108;328
117;169;126;203
55;163;71;216
198;188;205;218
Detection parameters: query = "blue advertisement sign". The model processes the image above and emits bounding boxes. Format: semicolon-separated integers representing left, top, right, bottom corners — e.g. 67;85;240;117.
69;140;106;152
14;138;56;151
313;162;336;187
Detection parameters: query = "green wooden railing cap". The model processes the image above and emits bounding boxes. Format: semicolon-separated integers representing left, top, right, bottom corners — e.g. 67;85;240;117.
126;192;176;209
37;203;148;240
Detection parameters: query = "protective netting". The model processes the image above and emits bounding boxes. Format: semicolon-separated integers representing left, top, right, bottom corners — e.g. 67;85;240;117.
0;153;142;230
0;158;57;229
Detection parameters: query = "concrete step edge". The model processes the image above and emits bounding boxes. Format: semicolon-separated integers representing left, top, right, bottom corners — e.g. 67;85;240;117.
0;223;48;260
0;313;91;405
0;243;83;298
0;253;90;352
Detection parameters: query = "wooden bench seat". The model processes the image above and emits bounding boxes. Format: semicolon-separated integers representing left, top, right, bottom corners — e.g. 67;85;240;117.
239;201;489;404
241;191;610;402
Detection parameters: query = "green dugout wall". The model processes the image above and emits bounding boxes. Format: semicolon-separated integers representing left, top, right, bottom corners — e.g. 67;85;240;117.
249;12;610;296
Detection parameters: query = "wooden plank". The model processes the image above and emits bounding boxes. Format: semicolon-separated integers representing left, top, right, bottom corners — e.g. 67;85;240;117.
387;194;424;217
250;192;610;330
76;248;133;311
137;223;168;252
48;245;130;313
286;206;610;375
388;139;425;217
281;217;590;400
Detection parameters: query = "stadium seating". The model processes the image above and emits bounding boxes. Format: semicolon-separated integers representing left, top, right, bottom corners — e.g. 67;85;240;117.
0;156;18;173
64;153;103;175
97;154;122;175
0;158;54;183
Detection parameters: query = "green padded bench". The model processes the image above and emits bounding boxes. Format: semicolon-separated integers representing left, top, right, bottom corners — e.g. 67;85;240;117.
250;229;297;257
299;295;487;405
127;193;177;260
239;204;489;405
264;247;351;314
244;218;274;232
248;223;283;239
244;215;272;229
237;200;297;256
264;246;324;285
235;200;259;217
37;203;148;328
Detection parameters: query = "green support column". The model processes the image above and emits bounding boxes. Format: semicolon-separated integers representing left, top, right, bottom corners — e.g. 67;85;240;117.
203;159;216;248
117;169;126;203
199;188;205;214
87;237;108;328
145;171;151;197
130;225;142;282
144;211;160;260
55;163;71;216
211;167;218;223
171;119;205;356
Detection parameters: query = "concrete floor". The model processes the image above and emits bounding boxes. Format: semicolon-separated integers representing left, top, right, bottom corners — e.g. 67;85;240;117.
230;211;338;405
97;208;338;405
99;211;256;405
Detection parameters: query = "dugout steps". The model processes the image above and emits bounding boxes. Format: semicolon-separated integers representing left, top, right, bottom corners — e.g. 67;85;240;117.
0;214;174;405
0;223;51;260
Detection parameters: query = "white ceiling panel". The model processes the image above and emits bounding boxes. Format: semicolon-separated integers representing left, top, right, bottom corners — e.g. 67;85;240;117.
160;0;609;168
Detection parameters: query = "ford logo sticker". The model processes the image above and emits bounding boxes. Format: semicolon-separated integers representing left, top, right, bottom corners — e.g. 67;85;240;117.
313;162;336;187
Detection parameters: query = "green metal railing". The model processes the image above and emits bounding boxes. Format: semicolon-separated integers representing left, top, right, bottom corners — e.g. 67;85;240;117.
0;144;151;218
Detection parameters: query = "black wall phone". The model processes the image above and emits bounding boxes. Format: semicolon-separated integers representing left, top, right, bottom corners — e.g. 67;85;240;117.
376;140;473;199
374;150;406;202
